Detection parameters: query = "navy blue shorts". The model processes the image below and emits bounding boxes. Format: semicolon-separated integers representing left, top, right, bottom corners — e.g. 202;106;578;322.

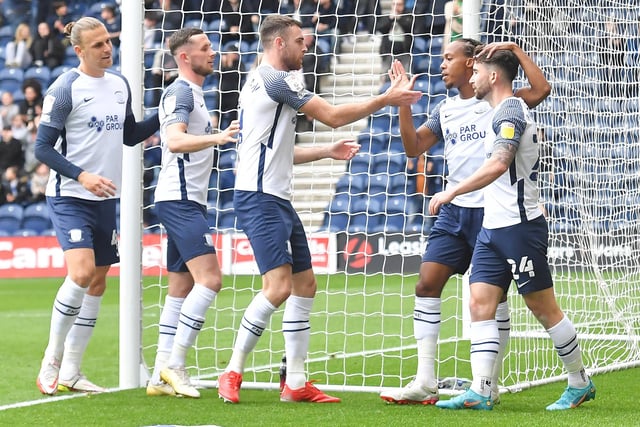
422;204;484;274
156;200;216;273
234;190;312;275
46;196;119;266
470;215;553;295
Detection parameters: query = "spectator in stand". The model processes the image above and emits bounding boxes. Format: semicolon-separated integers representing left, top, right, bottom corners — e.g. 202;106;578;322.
11;113;29;144
1;165;31;205
310;0;338;52
220;0;257;46
29;162;50;204
217;42;244;130
292;0;317;29
5;23;34;69
0;91;20;129
23;115;41;174
376;0;414;80
143;11;161;49
30;21;66;69
356;0;381;34
443;0;463;52
100;4;121;49
49;1;74;44
0;125;25;172
150;37;179;108
156;0;184;32
18;79;44;130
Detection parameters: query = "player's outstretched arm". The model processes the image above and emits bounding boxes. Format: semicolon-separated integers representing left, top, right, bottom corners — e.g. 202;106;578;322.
299;60;422;129
389;61;440;158
477;42;551;108
294;139;359;165
165;120;239;153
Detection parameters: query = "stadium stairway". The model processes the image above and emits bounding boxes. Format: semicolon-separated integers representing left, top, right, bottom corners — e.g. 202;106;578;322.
292;33;383;230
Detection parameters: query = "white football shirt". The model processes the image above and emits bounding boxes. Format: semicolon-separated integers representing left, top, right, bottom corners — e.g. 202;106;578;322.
234;64;313;200
482;97;543;229
40;69;130;200
424;95;493;208
154;78;215;206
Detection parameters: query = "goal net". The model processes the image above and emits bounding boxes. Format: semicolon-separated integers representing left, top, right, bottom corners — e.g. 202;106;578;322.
122;0;640;393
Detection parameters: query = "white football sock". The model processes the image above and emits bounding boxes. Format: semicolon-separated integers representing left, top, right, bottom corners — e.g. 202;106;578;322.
283;295;314;389
469;320;499;397
151;295;184;384
491;301;510;393
414;296;441;390
547;315;589;388
168;284;217;368
227;292;276;373
44;277;87;361
60;294;102;380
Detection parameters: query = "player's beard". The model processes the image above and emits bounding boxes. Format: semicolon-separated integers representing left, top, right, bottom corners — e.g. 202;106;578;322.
194;63;213;77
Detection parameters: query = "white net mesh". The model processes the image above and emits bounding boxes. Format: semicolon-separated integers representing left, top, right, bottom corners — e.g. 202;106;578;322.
136;0;640;392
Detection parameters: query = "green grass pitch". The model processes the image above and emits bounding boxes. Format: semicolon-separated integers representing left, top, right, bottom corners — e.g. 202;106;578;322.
0;276;638;426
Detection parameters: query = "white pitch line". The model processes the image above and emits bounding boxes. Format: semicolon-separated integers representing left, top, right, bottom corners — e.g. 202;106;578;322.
0;389;116;412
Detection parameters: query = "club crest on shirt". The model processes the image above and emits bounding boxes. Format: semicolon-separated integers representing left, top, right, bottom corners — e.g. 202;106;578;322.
500;122;515;139
40;94;56;123
164;95;177;114
114;90;126;104
284;73;305;98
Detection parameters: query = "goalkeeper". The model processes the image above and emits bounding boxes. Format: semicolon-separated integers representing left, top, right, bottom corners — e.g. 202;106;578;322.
380;39;551;405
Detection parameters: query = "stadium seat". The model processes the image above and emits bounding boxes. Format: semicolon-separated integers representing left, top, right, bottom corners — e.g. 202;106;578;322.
64;45;80;67
373;153;406;175
357;131;389;154
369;105;397;131
21;202;52;234
387;174;408;196
325;193;351;232
0;204;24;235
345;174;368;195
348;152;373;175
13;228;39;237
0;67;24;94
49;65;72;85
369;174;389;196
24;66;51;91
0;25;13;45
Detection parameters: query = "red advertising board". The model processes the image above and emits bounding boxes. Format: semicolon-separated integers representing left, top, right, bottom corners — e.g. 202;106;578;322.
0;233;333;278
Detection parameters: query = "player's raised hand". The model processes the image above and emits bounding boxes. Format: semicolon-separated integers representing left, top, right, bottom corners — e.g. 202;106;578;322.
329;138;360;161
78;171;116;198
476;41;517;59
384;60;422;106
428;188;456;215
218;119;240;145
389;60;411;88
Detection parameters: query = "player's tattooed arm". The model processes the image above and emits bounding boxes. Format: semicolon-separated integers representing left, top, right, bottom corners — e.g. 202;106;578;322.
491;141;517;167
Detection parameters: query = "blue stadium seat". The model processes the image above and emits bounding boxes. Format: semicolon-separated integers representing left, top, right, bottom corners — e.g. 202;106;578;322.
345;174;368;195
357;131;389;154
0;67;23;94
369;174;389;195
373;153;406;175
0;204;24;234
325;193;351;232
0;25;13;45
21;202;52;234
348;152;373;175
49;65;72;85
64;45;80;67
24;66;51;91
13;228;39;237
369;105;397;131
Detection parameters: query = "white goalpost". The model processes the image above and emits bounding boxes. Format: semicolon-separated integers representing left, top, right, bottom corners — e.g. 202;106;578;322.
119;0;640;393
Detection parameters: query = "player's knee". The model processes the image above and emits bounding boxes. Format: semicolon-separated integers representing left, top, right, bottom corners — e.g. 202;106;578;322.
415;279;444;297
